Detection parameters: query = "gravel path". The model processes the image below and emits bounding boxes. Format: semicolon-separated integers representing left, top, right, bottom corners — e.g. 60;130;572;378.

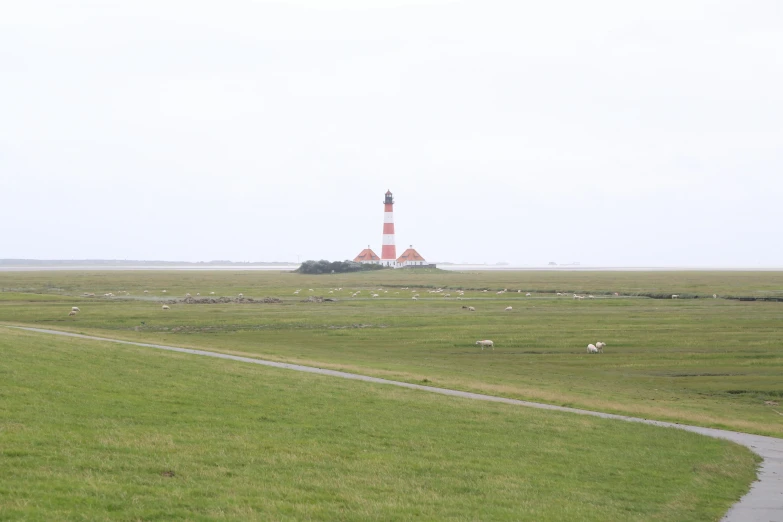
6;326;782;521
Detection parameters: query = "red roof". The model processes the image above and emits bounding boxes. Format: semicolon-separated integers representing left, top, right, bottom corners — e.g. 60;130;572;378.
354;248;380;262
385;190;392;195
396;248;425;263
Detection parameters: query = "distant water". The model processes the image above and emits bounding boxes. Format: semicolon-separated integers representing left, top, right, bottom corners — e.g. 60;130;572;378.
0;265;299;272
1;264;781;272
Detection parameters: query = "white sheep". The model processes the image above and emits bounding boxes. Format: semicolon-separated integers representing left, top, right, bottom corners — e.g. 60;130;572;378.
162;305;170;310
412;296;418;300
162;290;167;293
672;294;679;299
210;292;215;295
71;307;80;312
713;294;717;299
68;310;77;316
475;340;494;350
587;343;598;354
526;292;531;297
504;306;513;311
468;306;475;311
372;294;379;298
185;293;191;297
143;290;149;294
596;341;606;353
238;293;244;298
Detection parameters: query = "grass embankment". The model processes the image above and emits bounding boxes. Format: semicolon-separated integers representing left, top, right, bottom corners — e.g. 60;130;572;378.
0;328;759;521
0;271;782;437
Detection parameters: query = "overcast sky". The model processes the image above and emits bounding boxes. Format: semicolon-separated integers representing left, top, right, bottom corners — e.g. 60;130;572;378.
1;1;781;266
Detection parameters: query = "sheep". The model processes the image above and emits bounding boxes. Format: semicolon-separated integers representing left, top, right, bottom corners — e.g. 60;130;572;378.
372;294;379;298
444;293;451;297
68;310;77;316
596;341;606;353
671;294;679;299
196;293;200;296
143;290;149;294
588;295;595;299
475;340;494;351
504;306;513;311
162;290;167;293
713;294;717;299
185;293;191;297
467;306;475;311
71;307;80;312
614;292;619;296
238;293;244;298
412;296;418;300
526;292;531;297
587;343;598;354
496;291;504;295
162;305;170;310
209;292;215;295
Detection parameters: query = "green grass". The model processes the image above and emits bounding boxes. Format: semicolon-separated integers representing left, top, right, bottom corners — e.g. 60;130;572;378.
0;328;760;521
0;270;782;438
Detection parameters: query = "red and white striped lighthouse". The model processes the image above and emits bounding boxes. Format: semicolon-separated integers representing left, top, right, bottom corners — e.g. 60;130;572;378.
381;190;397;266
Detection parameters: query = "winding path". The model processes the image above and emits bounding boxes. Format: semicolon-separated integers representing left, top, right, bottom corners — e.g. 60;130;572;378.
5;326;782;521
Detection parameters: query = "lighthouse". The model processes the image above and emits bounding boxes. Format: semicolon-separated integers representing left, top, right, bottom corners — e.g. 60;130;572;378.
381;190;397;267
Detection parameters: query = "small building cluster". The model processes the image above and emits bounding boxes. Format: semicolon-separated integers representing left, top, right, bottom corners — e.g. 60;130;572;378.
353;190;431;268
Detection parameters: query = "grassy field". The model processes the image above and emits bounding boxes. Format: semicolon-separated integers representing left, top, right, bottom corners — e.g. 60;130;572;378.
0;270;782;440
0;327;760;521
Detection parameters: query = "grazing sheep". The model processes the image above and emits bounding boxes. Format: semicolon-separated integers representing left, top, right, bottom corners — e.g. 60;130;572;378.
196;293;200;296
444;293;451;297
505;306;513;311
71;307;80;312
467;306;475;311
68;310;77;316
210;292;215;295
162;305;170;310
412;296;418;300
596;341;606;353
475;340;494;351
588;295;595;299
587;343;598;354
713;294;717;299
671;294;679;299
614;292;619;296
526;292;531;297
185;293;191;297
372;294;379;298
162;290;167;293
143;290;149;294
238;293;244;298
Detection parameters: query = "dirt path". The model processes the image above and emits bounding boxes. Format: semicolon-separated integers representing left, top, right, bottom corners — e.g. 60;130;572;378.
5;325;781;521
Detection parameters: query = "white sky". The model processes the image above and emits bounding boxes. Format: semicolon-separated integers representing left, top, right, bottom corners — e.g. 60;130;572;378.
1;0;781;266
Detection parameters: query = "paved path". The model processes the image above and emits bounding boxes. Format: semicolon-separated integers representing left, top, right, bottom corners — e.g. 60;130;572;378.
6;326;782;521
